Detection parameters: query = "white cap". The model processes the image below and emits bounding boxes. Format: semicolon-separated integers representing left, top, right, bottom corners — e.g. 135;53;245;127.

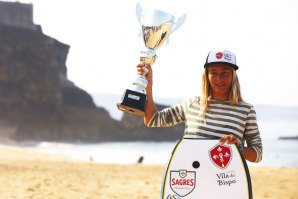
204;50;238;70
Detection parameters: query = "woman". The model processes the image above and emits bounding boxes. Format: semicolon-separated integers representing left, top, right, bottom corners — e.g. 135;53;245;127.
137;50;262;163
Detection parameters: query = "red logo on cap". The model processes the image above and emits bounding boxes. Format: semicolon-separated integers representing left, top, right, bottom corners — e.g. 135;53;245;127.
216;52;223;59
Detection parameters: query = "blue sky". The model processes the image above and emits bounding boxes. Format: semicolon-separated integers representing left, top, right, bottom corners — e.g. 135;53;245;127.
6;0;298;106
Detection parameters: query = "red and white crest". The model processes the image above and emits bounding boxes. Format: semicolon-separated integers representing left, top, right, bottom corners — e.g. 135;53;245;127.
209;144;232;169
216;52;223;59
170;170;196;197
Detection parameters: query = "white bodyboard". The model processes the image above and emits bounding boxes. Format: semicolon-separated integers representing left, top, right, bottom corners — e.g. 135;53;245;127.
160;138;252;199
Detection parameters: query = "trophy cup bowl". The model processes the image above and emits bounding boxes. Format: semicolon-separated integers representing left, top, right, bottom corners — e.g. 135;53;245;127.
117;4;185;116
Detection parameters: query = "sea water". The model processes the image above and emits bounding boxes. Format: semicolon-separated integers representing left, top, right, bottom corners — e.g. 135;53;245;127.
20;120;298;167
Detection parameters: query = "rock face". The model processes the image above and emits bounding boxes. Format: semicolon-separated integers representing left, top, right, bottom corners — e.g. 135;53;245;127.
0;23;118;142
0;1;184;143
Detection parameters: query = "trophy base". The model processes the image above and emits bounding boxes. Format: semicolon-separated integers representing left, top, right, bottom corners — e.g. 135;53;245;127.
117;89;147;117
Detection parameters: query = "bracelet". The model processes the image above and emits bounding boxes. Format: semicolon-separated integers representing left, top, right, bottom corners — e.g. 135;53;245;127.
238;144;244;152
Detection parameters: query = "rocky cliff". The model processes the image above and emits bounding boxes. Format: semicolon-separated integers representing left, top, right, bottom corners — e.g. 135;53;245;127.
0;1;184;143
0;23;119;142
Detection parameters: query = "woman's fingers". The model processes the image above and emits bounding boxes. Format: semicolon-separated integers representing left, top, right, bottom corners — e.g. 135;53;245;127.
136;64;153;83
219;134;239;144
136;63;150;76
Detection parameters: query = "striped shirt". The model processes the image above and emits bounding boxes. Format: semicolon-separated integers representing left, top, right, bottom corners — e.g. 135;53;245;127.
147;96;263;162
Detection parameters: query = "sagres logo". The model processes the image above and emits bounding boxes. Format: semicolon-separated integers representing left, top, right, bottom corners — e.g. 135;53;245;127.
209;144;232;169
170;170;196;197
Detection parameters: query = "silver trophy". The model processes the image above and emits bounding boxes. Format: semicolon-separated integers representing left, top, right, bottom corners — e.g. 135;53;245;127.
117;4;186;116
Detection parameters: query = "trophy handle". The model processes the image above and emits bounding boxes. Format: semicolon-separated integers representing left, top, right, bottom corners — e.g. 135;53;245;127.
166;14;186;44
136;3;144;38
136;3;143;25
172;14;186;33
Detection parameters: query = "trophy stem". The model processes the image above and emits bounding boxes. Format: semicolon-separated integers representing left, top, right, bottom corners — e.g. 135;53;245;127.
132;75;148;92
140;50;157;66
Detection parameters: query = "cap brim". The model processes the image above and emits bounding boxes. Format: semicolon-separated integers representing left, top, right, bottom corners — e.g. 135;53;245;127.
204;62;239;70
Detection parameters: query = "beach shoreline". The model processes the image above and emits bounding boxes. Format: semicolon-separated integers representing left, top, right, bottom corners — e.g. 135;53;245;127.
0;144;297;199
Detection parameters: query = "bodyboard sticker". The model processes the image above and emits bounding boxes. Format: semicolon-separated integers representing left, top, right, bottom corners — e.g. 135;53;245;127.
170;170;196;197
209;144;232;169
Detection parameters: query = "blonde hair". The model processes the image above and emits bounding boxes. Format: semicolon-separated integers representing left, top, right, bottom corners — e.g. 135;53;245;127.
199;68;243;118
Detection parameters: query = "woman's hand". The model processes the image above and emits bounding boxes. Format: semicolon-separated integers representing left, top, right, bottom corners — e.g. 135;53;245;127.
136;63;153;85
219;134;239;145
137;63;156;124
219;134;257;162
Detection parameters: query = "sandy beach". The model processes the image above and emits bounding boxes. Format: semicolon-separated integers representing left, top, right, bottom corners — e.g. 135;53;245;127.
0;144;297;199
